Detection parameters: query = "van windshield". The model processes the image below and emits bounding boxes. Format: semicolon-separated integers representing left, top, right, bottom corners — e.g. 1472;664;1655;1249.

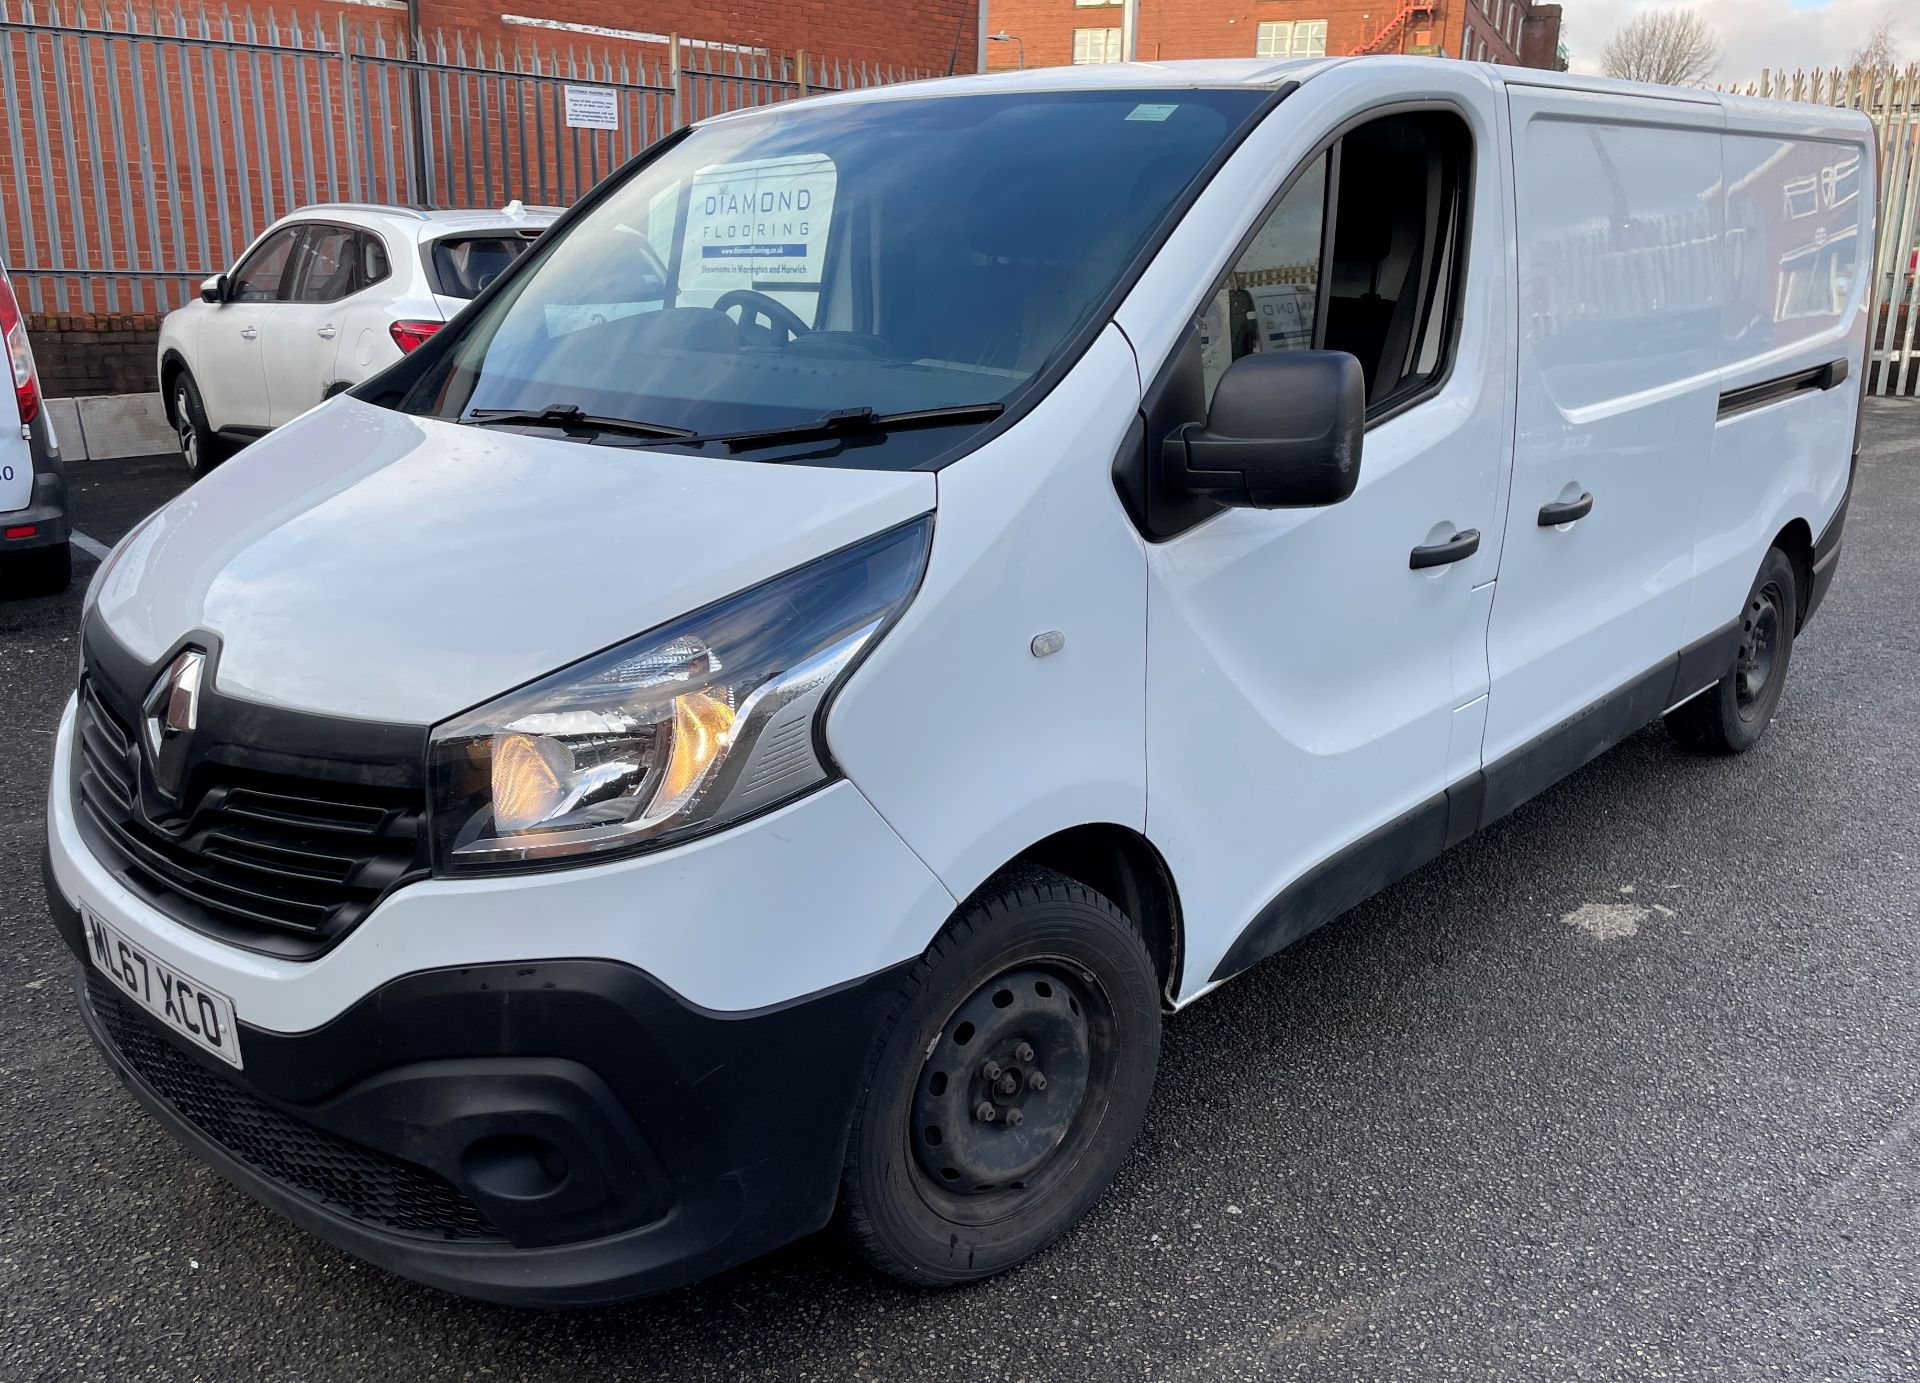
399;88;1267;466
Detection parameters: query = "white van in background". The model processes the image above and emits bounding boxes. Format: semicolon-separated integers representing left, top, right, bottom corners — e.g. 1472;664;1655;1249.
156;201;557;473
46;59;1870;1304
0;260;70;595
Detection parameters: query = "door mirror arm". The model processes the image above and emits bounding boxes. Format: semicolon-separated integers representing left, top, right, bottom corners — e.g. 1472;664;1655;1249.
1163;351;1367;509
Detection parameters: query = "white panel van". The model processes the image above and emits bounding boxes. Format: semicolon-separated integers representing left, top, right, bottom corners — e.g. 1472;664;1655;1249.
44;58;1872;1304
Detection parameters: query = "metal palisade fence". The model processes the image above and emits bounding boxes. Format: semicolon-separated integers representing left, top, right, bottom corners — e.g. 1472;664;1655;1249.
1722;65;1920;396
0;0;933;316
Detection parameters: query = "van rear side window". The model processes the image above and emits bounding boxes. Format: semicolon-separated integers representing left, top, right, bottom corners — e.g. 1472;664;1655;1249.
431;235;540;299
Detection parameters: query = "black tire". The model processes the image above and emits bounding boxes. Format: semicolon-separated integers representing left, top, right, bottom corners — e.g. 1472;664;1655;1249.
1666;547;1798;755
0;541;71;598
840;866;1161;1287
171;371;222;477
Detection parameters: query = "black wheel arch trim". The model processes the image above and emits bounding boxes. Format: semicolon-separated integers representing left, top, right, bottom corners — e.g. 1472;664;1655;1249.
158;349;192;424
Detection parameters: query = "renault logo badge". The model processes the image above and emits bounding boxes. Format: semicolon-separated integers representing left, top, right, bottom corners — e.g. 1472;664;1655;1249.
143;649;205;801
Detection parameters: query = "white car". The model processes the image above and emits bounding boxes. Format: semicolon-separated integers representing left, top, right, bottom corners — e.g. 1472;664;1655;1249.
52;60;1867;1304
1;258;69;595
157;202;557;473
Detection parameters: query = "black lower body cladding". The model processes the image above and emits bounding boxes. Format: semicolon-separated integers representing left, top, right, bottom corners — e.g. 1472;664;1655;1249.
45;860;911;1306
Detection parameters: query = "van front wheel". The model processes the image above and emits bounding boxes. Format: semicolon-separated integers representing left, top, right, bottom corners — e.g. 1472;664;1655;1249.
1666;547;1798;755
840;867;1161;1286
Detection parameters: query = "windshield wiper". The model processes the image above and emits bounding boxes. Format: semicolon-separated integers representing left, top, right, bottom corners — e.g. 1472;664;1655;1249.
463;404;696;442
685;402;1006;453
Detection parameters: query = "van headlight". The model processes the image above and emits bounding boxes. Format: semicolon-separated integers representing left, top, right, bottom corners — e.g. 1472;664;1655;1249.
428;518;931;874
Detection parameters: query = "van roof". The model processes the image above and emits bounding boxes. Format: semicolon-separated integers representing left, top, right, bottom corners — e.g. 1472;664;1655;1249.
706;57;1341;117
713;56;1875;129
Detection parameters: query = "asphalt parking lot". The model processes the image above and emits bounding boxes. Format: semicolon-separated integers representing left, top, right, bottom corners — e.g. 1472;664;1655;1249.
3;408;1917;1382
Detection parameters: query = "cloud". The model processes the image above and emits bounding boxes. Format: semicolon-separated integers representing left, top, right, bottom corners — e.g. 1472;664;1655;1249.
1562;0;1920;82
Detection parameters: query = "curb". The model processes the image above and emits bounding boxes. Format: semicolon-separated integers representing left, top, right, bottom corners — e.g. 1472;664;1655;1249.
45;392;174;462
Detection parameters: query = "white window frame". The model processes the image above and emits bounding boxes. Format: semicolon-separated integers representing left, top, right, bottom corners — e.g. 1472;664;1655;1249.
1256;18;1327;59
1071;27;1122;64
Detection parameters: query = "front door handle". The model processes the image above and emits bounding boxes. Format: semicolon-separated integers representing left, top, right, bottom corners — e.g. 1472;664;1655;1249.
317;325;337;340
1409;528;1481;570
239;326;258;340
1538;492;1595;526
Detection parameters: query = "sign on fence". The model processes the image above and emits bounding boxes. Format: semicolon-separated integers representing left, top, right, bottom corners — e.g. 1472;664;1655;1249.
563;86;621;132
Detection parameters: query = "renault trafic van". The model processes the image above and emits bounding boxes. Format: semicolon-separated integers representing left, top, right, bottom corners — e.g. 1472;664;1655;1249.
44;58;1871;1304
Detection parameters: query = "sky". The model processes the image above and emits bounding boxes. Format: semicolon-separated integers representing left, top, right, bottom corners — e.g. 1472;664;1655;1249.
1562;0;1920;82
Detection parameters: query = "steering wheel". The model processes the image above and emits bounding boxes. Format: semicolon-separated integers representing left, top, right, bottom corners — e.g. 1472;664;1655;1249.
713;289;811;346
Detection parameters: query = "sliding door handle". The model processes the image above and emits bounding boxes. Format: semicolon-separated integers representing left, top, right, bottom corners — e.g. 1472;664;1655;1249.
1409;528;1481;570
1538;492;1594;526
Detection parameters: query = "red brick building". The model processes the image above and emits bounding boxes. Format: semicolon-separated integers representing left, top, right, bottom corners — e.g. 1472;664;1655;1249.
985;1;1566;72
420;0;982;74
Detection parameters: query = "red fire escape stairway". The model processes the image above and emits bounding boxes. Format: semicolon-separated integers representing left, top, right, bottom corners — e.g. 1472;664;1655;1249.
1352;1;1438;57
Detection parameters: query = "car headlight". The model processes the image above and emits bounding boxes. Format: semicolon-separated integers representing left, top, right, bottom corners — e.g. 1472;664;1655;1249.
429;517;931;874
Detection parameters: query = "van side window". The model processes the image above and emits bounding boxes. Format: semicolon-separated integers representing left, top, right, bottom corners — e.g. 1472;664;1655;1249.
1203;110;1473;414
1199;155;1326;403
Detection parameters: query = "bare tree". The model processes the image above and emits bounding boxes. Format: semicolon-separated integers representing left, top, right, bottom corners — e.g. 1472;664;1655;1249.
1600;9;1722;87
1849;15;1902;71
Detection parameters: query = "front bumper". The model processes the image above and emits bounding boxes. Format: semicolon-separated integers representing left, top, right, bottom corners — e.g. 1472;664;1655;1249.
44;691;954;1303
48;864;913;1306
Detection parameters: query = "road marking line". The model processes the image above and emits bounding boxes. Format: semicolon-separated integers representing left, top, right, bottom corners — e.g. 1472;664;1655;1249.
70;531;112;562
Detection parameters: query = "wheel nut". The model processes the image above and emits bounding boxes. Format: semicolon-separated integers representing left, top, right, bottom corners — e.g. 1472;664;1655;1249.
1028;1071;1048;1092
975;1102;997;1123
1004;1108;1024;1127
981;1060;1002;1082
1013;1042;1034;1063
997;1073;1019;1096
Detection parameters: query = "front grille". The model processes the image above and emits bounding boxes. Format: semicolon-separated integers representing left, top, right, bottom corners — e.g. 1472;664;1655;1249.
87;975;501;1243
74;680;428;956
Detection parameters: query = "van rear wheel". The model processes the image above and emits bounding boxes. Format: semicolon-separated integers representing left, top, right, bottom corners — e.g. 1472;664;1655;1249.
1666;547;1798;755
840;867;1160;1286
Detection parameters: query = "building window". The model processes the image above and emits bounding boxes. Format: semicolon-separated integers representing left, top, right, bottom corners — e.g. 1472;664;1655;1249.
1073;0;1121;7
1256;19;1328;58
1072;27;1122;64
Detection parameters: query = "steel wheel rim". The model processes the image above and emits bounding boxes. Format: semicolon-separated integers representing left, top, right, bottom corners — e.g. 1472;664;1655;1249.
1736;580;1784;713
907;958;1115;1227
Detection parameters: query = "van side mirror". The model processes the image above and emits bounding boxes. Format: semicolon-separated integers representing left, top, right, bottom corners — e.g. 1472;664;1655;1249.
200;274;229;305
1162;351;1366;508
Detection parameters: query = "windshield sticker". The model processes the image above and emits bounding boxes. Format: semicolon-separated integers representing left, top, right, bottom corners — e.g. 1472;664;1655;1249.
1126;104;1179;122
678;153;838;325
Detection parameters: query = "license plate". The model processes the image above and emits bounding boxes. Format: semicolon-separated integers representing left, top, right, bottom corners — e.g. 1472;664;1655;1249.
83;908;244;1069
